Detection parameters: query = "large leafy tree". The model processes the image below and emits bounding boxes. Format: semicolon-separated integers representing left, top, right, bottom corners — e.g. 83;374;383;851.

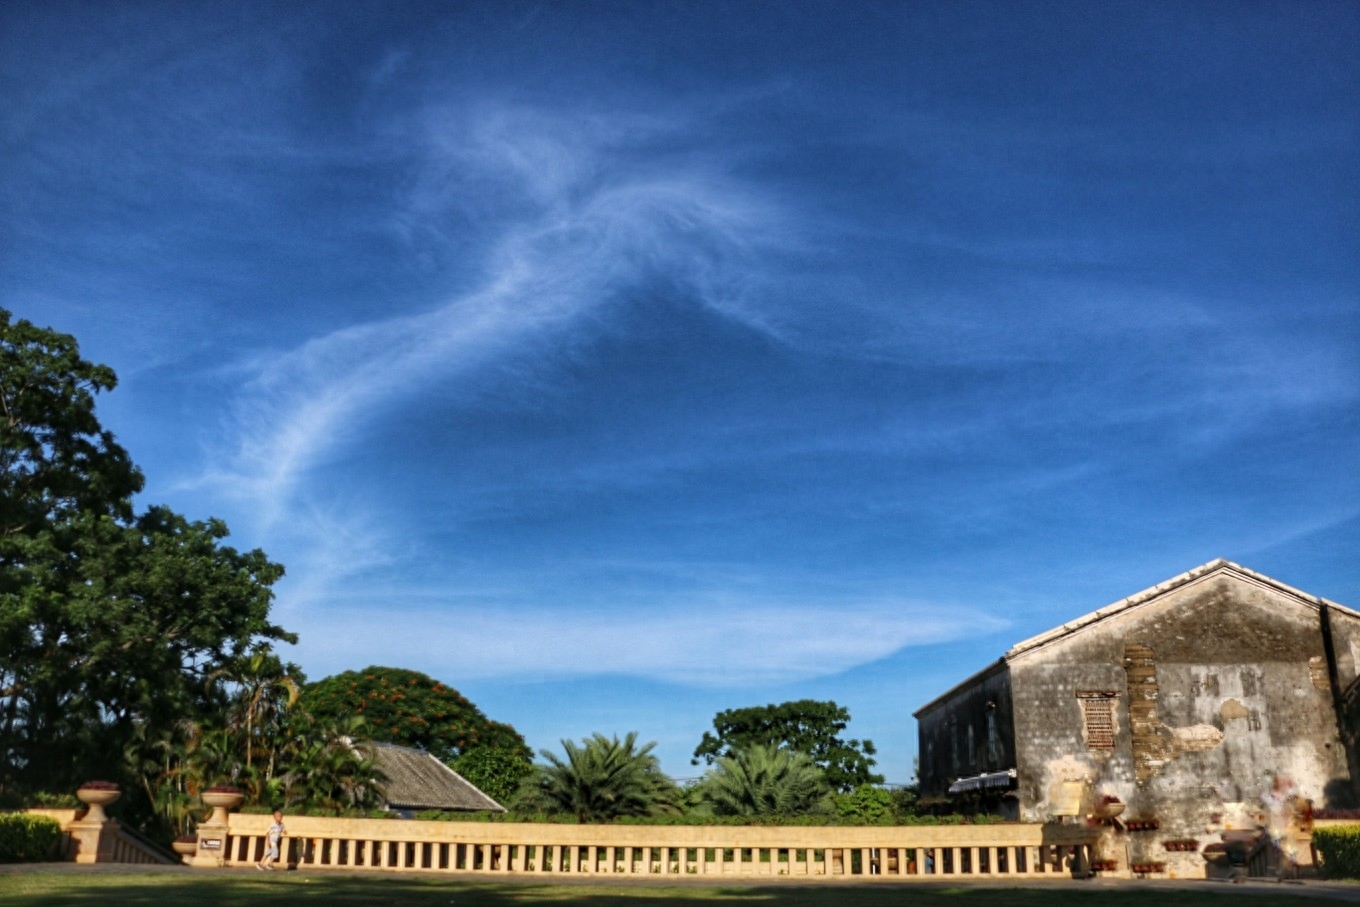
699;743;831;817
300;666;530;764
520;732;677;823
0;309;292;797
692;699;883;793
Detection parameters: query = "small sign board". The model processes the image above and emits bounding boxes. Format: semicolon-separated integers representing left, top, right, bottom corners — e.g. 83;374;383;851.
200;839;222;850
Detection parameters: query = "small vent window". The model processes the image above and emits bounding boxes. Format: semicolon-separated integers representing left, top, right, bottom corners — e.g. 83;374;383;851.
1077;691;1117;750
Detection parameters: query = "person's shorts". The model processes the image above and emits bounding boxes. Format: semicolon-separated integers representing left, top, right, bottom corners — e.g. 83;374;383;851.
266;843;280;859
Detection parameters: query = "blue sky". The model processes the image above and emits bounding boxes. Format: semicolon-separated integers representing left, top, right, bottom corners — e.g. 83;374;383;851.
3;0;1357;784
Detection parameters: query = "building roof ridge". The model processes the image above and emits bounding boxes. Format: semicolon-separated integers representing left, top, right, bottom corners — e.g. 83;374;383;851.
1004;559;1357;661
913;559;1356;717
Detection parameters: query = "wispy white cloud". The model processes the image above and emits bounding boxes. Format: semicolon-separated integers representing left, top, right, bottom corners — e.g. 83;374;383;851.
290;597;1008;687
194;105;780;528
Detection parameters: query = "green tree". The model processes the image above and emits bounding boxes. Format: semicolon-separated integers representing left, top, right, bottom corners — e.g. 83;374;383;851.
691;699;882;793
0;309;292;801
300;667;529;764
0;309;140;540
452;746;533;807
520;732;677;823
699;743;832;817
1;309;140;790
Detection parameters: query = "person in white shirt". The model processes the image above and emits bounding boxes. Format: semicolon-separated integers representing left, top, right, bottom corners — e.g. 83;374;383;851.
257;809;285;871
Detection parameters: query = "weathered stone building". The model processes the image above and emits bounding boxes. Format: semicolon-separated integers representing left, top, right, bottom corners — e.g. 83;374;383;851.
915;560;1359;873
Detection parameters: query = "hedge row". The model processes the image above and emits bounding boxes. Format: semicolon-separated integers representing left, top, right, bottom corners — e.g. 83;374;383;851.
239;805;390;819
0;814;63;863
0;791;81;810
403;810;1008;826
1313;825;1360;879
242;805;1007;826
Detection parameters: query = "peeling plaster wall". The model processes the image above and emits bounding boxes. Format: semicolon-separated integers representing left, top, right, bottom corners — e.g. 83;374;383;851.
1008;571;1353;872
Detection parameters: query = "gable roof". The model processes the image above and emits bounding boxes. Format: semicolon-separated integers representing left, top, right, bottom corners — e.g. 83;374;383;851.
370;743;505;812
1004;558;1356;661
914;559;1356;717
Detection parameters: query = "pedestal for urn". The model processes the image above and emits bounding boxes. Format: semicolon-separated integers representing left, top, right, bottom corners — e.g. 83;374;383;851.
70;785;121;863
192;789;244;867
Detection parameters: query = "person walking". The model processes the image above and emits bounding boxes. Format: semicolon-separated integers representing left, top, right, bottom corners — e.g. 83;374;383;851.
257;809;285;871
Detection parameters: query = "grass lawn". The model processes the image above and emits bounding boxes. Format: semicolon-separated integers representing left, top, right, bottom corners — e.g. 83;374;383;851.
0;870;1339;907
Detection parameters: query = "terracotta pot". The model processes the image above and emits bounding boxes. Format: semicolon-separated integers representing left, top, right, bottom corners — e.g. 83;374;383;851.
76;787;121;823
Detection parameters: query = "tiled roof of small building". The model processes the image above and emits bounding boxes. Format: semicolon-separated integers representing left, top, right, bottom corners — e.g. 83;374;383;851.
371;743;505;812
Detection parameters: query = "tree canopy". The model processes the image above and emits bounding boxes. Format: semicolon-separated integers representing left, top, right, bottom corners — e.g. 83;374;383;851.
0;309;141;541
300;666;529;764
692;699;883;793
0;309;292;799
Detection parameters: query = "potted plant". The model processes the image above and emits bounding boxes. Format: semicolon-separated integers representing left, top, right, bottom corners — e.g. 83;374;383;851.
172;834;198;859
200;785;244;824
75;781;121;823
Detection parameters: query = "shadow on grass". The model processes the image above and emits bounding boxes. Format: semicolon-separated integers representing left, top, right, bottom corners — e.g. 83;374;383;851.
0;871;1328;907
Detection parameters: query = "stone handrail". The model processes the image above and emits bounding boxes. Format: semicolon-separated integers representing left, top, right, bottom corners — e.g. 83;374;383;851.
219;813;1097;881
25;807;176;864
109;820;179;865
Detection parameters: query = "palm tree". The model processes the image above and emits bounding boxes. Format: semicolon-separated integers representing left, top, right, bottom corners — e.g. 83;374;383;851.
277;715;384;813
699;743;831;817
523;732;677;823
214;652;300;776
124;717;200;836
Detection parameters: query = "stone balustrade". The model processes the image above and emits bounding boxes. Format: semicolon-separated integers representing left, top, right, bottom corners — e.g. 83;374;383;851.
220;813;1097;881
25;806;175;864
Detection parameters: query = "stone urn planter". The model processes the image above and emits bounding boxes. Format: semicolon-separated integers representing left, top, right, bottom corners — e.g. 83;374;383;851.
172;837;198;860
1092;796;1125;821
201;788;245;825
76;783;121;823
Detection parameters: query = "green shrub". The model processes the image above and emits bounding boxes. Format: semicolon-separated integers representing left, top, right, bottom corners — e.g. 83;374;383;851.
27;792;81;808
0;791;75;809
835;784;895;823
239;804;1011;827
1314;825;1360;879
239;804;390;819
452;746;534;806
408;810;1009;826
0;814;63;863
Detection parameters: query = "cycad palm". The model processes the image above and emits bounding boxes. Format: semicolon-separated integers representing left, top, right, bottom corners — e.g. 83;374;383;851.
701;743;831;817
528;732;675;823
